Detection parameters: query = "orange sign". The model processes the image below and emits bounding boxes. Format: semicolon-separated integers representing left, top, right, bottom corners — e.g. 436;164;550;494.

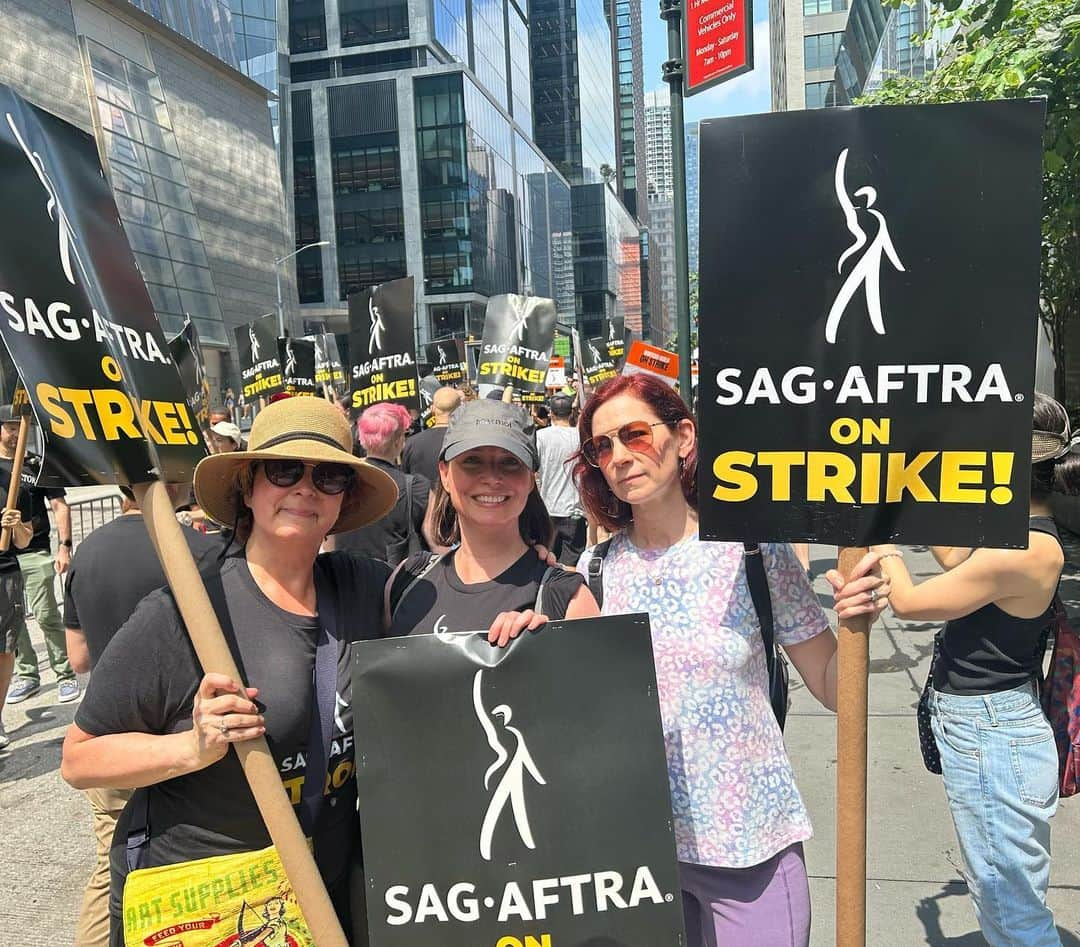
621;340;679;386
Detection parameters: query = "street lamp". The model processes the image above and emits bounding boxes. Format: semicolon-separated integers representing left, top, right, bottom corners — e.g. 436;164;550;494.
275;240;330;336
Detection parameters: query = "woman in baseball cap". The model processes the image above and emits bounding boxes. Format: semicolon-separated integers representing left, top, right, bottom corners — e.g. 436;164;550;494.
384;399;598;643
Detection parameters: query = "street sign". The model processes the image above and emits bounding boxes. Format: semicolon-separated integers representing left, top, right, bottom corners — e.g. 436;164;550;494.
684;0;754;96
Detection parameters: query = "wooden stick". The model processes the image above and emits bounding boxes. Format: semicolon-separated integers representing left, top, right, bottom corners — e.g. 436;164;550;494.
836;545;871;947
0;415;30;552
134;480;348;947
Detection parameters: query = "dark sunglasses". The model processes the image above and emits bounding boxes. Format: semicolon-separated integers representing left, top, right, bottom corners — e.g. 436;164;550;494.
582;420;672;467
261;459;356;496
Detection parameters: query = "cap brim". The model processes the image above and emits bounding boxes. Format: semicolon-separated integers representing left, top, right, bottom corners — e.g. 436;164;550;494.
194;442;398;534
442;436;538;471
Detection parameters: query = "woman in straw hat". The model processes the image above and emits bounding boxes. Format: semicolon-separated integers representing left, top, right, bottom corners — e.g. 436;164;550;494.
872;392;1080;947
61;396;399;945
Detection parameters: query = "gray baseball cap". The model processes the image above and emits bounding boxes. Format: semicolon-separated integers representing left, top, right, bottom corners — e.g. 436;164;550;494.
440;399;539;470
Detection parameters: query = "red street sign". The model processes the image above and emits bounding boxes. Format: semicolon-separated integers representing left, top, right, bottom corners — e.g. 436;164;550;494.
684;0;754;96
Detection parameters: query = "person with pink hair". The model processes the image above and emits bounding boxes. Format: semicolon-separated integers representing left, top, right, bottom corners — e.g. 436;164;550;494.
332;402;430;565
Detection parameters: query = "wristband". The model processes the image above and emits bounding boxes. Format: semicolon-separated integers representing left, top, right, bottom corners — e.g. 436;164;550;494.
878;551;903;560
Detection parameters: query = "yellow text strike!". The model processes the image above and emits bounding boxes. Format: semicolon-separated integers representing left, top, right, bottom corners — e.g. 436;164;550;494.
242;374;283;400
35;383;200;446
352;377;417;408
479;362;547;384
712;450;1015;506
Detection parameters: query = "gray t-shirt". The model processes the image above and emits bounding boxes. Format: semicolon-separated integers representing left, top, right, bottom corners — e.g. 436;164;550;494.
536;424;583;517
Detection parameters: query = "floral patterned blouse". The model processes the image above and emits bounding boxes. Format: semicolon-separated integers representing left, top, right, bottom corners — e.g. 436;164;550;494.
580;532;829;868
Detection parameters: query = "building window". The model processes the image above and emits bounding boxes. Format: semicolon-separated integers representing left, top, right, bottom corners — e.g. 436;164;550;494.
428;303;470;338
805;81;835;108
331;139;402;194
339;0;409;46
289;0;328;52
804;31;844;70
803;0;848;14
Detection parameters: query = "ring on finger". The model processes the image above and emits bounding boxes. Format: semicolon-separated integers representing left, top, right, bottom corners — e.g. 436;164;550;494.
219;719;230;736
868;588;878;604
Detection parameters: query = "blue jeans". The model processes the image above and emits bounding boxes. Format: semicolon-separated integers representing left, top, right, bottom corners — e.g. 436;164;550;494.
929;682;1061;946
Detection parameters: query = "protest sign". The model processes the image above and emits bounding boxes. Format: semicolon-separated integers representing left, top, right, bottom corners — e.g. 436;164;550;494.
426;338;468;385
348;276;420;413
279;336;317;397
581;336;618;389
305;332;347;393
606;317;626;367
352;614;684;947
168;318;211;429
622;340;679;387
235;314;284;403
697;100;1046;549
476;294;556;399
545;355;567;389
0;82;204;487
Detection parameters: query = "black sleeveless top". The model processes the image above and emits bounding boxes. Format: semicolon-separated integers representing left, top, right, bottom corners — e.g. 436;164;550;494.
934;516;1062;696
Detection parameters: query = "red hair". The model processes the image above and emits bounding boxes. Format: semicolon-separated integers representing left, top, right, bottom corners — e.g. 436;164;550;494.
573;374;698;533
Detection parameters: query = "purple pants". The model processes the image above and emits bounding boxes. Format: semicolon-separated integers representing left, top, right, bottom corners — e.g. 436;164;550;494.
679;843;811;947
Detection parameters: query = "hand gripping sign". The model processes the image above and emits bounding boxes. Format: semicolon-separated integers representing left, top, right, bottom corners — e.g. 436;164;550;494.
352;615;685;947
0;84;347;946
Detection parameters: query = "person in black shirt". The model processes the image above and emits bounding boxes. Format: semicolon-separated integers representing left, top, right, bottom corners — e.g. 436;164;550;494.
333;402;429;565
402;386;463;486
63;483;224;947
873;393;1080;947
0;490;33;752
61;397;399;946
387;399;597;643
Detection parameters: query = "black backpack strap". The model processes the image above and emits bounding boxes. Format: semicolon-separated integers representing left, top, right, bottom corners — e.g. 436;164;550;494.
743;543;776;676
125;788;151;873
389;553;442;621
533;565;557;616
585;538;613;610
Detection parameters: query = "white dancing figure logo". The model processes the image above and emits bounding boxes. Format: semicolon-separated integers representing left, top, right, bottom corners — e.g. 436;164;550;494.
510;297;531;343
6;112;91;289
608;321;617;342
473;670;546;861
588;340;602;363
824;148;906;344
284;339;296;375
248;322;260;361
368;297;386;354
439;346;448;365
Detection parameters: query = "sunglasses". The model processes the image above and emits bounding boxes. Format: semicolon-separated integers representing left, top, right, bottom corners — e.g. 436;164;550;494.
582;420;672;467
261;459;356;496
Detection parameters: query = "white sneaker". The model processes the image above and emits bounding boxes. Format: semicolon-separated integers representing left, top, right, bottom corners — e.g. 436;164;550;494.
0;724;9;751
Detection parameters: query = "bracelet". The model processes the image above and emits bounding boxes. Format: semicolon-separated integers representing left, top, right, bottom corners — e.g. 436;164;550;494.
878;551;903;560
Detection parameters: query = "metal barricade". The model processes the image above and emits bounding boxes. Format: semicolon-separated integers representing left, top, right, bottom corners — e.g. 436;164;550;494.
66;491;124;549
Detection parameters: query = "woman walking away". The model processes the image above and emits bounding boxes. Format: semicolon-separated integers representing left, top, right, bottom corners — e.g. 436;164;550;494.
873;392;1080;947
61;397;399;946
386;398;597;642
573;373;888;947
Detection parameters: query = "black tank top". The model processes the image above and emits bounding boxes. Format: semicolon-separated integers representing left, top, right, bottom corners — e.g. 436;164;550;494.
387;549;585;638
934;516;1062;696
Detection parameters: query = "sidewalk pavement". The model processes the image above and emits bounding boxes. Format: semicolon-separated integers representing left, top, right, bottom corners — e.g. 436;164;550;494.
1;543;1078;944
792;541;1080;946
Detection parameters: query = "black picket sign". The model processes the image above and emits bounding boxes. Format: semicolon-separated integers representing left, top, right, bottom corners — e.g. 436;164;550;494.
279;336;317;397
352;615;685;947
606;317;626;368
425;338;468;385
168;318;211;429
698;100;1046;549
348;276;420;413
581;335;618;390
0;83;204;486
305;332;347;392
477;294;557;399
235;314;284;402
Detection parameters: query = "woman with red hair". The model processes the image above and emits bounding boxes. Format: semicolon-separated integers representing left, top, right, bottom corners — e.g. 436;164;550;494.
574;373;888;947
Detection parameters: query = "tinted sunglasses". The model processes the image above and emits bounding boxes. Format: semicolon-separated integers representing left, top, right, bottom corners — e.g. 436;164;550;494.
582;420;672;467
261;459;356;495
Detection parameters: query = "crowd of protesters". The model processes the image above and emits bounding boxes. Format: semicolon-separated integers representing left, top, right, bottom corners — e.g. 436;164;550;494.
0;367;1073;947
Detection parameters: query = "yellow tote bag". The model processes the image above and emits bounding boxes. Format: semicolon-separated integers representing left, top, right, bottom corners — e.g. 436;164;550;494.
122;844;315;947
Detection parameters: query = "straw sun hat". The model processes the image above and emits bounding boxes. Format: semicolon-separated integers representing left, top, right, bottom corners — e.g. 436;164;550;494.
194;397;398;535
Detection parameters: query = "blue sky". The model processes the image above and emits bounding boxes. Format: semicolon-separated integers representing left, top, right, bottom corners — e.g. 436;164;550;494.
641;1;771;124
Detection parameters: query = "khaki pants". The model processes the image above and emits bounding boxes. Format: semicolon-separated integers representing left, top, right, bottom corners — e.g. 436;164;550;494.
75;786;132;947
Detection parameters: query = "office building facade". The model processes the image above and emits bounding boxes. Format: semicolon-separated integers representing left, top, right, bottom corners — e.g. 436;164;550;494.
1;0;292;395
281;0;575;343
769;0;850;110
609;0;646;221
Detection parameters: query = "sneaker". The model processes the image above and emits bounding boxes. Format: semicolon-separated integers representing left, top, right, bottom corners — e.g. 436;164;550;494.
57;679;81;704
5;678;40;704
0;724;9;750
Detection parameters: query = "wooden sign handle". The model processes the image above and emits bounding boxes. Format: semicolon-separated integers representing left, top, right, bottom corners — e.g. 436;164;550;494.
836;545;871;947
0;416;30;553
134;481;348;947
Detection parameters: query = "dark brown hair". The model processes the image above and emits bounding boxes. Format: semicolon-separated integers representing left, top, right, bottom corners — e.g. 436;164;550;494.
428;474;553;548
573;374;698;533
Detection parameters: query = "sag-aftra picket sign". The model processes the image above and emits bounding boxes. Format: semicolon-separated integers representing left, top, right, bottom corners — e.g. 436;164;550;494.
697;99;1046;548
352;615;686;947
